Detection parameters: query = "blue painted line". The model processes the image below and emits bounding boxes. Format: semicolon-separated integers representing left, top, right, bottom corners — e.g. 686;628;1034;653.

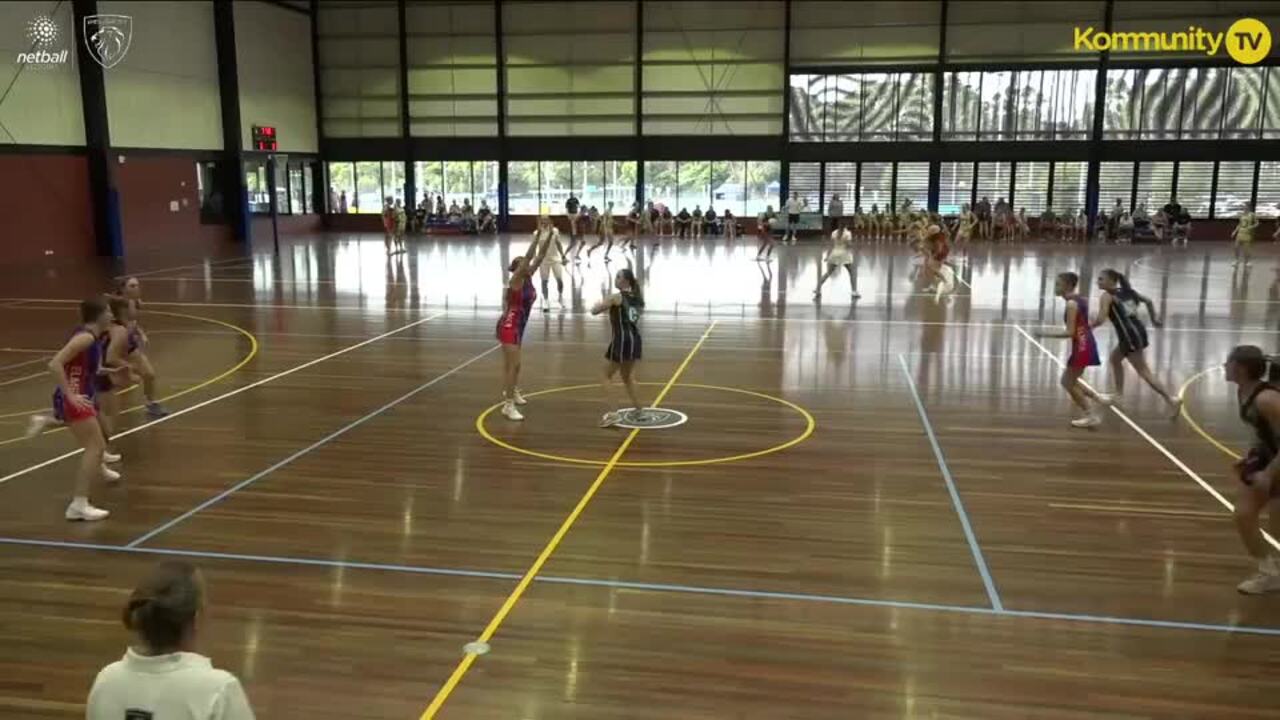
2;535;1279;637
898;353;1004;612
126;344;501;548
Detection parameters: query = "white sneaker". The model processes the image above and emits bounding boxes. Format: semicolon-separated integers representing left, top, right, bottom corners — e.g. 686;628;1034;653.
502;402;524;421
599;411;621;428
65;501;109;522
24;414;52;440
103;450;122;464
1237;559;1280;595
101;465;121;482
1070;414;1102;428
512;388;527;406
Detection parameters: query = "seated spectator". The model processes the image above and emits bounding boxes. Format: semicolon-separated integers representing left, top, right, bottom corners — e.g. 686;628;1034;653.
434;195;445;219
660;205;674;236
705;205;719;236
1117;210;1134;243
722;207;737;240
461;199;476;232
447;199;461;221
86;561;255;720
477;200;496;233
676;207;692;239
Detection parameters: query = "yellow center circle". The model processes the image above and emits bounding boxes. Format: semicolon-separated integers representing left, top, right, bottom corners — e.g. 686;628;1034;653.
1226;18;1271;65
476;382;816;467
1178;364;1241;460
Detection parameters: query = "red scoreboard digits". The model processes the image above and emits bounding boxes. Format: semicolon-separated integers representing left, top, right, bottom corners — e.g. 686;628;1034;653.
252;125;278;152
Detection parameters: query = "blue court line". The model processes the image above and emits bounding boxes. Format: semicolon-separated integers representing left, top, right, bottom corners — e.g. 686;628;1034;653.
898;353;1004;612
2;535;1278;637
126;344;502;548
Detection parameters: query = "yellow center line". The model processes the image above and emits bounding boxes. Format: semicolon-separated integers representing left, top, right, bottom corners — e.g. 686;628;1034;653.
418;320;718;720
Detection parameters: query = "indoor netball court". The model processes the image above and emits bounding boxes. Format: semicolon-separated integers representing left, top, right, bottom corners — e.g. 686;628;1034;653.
2;0;1279;718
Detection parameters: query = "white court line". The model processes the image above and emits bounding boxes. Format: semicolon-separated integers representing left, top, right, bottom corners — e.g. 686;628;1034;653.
0;371;43;388
0;311;446;486
118;256;253;279
1012;323;1280;553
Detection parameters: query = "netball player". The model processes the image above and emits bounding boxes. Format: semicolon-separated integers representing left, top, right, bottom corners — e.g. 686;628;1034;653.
1223;345;1280;594
755;209;776;261
723;207;737;243
95;296;139;466
1233;203;1259;267
813;219;859;299
592;267;646;427
626;203;642;250
956;203;976;245
534;214;568;312
587;202;618;260
497;230;552;421
1089;269;1182;416
1035;272;1111;428
381;198;395;253
925;227;955;302
44;299;116;520
114;277;168;418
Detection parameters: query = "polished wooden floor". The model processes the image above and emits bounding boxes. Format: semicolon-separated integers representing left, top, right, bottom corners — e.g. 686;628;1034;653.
1;232;1278;719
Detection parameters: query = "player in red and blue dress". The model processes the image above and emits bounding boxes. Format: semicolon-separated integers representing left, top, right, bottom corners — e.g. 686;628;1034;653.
1037;272;1112;429
497;223;553;421
48;298;116;521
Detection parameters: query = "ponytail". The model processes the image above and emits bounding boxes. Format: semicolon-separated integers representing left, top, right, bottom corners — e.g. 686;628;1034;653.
1100;268;1133;294
1228;345;1280;383
619;268;644;309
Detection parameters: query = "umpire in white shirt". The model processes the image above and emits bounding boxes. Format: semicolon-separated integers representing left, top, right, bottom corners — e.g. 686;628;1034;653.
87;561;255;720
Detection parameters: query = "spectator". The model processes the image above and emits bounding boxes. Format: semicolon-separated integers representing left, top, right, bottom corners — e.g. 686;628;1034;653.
660;204;674;237
462;199;475;232
565;193;581;242
676;207;691;239
692;205;704;239
477;200;496;233
86;561;256;720
705;205;719;236
784;191;803;245
827;193;843;233
723;207;737;241
338;190;348;214
435;195;445;219
328;188;338;213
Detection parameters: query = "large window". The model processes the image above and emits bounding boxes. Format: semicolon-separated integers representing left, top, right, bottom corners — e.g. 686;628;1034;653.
938;162;974;214
1099;162;1135;214
976;162;1012;206
1052;162;1087;214
1134;161;1173;213
894;162;929;212
506;161;636;214
788;163;821;212
823;162;857;212
1215;162;1256;219
327;162;354;213
354;161;383;213
1104;66;1279;141
1258;162;1280;219
508;161;539;214
288;164;304;215
1176;162;1214;218
1014;162;1050;214
859;162;892;212
644;161;777;216
790;72;935;142
943;68;1095;140
414;160;499;211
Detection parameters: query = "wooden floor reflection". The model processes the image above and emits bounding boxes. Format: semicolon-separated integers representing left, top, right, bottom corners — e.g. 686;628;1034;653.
0;234;1278;719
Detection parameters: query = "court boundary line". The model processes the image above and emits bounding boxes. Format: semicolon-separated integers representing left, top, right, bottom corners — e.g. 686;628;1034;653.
1012;324;1280;553
419;320;718;720
0;312;447;486
118;256;253;279
898;353;1003;611
0;535;1277;637
1177;364;1241;460
128;344;501;547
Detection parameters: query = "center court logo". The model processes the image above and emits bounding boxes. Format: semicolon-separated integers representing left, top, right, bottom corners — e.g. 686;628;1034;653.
1074;17;1272;64
18;15;70;67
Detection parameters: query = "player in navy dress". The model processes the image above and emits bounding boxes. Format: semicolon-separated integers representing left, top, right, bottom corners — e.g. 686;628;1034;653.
592;268;647;428
1089;269;1182;417
1036;272;1112;428
1223;345;1280;594
115;277;169;418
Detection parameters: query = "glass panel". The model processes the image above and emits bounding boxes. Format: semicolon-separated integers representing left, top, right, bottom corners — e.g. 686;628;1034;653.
895;162;929;212
978;70;1012;140
508;161;540;214
788;162;821;213
896;73;933;140
288;165;304;215
709;161;737;217
858;162;892;214
975;162;1012;209
830;74;858;141
1139;68;1180;140
1215;161;1256;219
1265;67;1280;140
746;161;780;216
245;159;269;214
823;162;857;212
538;161;572;215
1257;161;1280;219
1134;161;1174;214
1181;67;1225;140
1177;161;1213;218
943;71;980;140
415;161;443;209
789;74;821;142
1013;161;1049;215
938;161;974;215
1223;67;1265;140
1052;161;1087;215
475;161;500;214
354;161;382;214
327;162;354;213
608;161;637;208
444;161;473;208
302;163;314;214
644;161;678;212
1103;68;1140;139
677;161;710;212
861;73;894;140
1099;161;1134;214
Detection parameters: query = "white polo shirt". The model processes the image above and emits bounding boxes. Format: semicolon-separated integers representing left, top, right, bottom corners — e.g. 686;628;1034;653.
786;198;803;215
87;649;255;720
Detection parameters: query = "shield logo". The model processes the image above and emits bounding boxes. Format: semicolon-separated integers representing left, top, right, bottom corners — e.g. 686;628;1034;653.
82;14;132;69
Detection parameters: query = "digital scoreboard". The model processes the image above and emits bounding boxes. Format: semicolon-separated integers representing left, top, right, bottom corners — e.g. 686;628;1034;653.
252;125;278;151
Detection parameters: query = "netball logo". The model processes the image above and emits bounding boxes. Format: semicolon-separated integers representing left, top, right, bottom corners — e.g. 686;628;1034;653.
18;15;69;67
83;14;132;69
